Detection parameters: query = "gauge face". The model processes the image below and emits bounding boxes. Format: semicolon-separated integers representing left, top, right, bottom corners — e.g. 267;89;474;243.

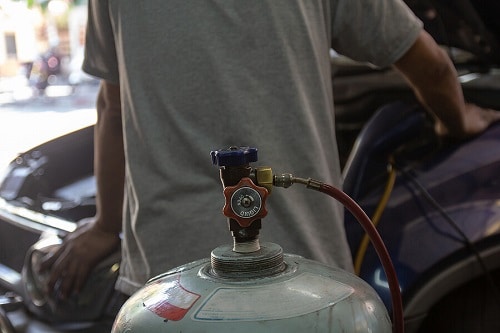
230;186;262;219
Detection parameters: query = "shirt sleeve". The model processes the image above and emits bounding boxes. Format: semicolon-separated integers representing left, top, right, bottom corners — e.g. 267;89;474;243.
331;0;423;68
82;0;120;84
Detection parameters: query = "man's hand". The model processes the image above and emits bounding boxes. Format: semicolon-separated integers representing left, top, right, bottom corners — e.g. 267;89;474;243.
434;103;500;139
39;218;121;300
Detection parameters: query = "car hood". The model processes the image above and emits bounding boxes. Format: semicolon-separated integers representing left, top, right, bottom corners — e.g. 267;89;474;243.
405;0;500;66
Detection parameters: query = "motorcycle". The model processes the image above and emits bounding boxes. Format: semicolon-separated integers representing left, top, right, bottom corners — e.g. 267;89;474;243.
28;49;63;95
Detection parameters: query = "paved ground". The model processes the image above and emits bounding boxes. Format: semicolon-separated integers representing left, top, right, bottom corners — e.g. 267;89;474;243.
0;80;99;171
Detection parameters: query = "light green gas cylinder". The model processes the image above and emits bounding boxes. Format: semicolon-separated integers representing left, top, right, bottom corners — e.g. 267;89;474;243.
111;147;392;333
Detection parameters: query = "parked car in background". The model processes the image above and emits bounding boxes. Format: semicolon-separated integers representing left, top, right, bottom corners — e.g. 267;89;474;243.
0;1;499;332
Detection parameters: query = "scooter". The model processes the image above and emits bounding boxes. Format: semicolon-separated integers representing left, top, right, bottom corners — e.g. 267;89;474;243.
28;49;63;95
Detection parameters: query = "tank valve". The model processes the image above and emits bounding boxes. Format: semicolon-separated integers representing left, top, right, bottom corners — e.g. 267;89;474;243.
211;146;270;253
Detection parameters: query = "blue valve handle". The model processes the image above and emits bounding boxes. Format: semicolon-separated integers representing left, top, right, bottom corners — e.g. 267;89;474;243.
211;146;258;167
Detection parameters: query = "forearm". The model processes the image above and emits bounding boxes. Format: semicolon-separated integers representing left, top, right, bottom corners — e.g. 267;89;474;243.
94;81;124;234
394;31;468;137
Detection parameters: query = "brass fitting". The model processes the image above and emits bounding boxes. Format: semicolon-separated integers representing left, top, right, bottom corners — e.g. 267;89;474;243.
255;167;274;193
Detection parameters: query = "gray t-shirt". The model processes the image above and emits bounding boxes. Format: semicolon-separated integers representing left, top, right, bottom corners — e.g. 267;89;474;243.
83;0;422;296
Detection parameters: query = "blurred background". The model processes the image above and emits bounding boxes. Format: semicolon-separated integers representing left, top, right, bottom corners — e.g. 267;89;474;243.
0;0;97;171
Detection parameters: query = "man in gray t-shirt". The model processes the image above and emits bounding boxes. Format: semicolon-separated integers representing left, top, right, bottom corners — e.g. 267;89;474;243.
42;0;500;298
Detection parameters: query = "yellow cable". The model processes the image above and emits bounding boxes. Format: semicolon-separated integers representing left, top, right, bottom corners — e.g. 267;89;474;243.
354;162;396;275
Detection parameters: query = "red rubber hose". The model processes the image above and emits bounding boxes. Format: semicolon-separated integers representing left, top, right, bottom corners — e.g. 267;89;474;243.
318;183;404;333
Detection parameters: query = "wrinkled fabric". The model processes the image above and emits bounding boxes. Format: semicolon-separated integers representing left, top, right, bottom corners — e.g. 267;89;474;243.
83;0;422;296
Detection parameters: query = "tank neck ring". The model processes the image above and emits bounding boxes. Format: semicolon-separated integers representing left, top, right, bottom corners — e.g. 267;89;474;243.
210;242;286;279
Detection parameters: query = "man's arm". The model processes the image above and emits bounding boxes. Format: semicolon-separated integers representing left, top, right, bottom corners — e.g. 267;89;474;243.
40;81;124;299
93;81;125;235
394;30;500;138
